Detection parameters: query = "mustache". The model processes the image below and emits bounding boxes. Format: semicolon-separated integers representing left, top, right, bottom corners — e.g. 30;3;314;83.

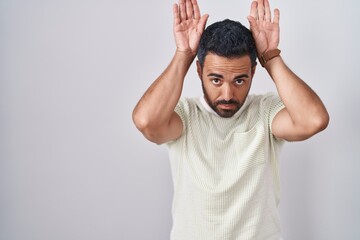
215;99;240;105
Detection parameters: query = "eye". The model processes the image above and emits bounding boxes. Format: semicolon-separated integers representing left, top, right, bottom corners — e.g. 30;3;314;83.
234;79;244;86
211;79;221;85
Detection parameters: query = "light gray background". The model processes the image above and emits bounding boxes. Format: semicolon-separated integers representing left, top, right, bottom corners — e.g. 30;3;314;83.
1;0;359;239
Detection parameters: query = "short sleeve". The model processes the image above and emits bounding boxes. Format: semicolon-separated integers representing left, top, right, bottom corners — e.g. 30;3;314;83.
174;98;187;133
164;98;188;146
260;93;285;138
268;95;285;133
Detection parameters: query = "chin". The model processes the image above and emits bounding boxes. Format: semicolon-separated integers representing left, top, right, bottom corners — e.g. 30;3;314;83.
217;109;238;118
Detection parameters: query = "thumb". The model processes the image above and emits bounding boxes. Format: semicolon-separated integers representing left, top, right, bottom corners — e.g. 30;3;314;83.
247;16;259;34
198;14;209;32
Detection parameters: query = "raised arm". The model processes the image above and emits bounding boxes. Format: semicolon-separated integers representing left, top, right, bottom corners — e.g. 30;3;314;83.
247;0;329;141
132;0;209;144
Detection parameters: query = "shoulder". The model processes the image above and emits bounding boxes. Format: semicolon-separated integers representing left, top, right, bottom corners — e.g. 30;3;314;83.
165;97;203;146
242;93;284;129
247;92;282;106
245;93;284;116
175;97;203;118
176;97;200;108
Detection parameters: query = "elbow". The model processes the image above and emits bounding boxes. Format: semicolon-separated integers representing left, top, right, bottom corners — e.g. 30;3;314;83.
314;110;330;133
306;111;330;137
287;112;330;142
132;109;164;144
132;108;150;133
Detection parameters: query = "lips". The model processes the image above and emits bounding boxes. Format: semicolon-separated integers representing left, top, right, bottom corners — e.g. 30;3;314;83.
218;104;236;110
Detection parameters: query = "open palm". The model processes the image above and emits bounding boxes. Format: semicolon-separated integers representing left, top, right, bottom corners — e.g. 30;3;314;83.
173;0;209;56
247;0;280;55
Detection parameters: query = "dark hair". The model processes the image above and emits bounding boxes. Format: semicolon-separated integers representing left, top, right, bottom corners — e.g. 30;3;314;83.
197;19;257;67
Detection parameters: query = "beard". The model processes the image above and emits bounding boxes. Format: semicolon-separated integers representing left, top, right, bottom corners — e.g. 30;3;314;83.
201;82;243;118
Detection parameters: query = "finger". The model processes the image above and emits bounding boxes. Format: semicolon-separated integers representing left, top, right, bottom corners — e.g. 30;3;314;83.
274;8;280;24
247;15;260;35
249;1;258;20
192;0;201;20
264;0;271;22
198;14;209;33
186;0;194;20
257;0;265;22
173;3;180;25
179;0;186;21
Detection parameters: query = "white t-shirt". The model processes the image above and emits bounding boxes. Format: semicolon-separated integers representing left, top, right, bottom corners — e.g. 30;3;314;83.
166;93;285;240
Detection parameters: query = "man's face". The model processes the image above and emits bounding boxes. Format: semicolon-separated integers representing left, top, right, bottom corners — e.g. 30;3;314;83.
197;53;255;118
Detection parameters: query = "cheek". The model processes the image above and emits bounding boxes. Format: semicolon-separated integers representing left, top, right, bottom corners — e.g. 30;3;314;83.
202;82;219;100
235;85;252;100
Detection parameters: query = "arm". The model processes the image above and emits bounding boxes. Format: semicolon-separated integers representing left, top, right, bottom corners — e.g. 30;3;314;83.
132;0;209;144
247;0;329;141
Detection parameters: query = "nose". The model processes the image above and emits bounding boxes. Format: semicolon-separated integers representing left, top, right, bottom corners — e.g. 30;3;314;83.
221;84;234;101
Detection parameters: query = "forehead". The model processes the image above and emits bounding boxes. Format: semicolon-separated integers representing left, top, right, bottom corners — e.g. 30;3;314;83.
202;53;252;74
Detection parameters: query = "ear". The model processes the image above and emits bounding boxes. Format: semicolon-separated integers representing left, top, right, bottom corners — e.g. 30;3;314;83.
251;64;256;79
196;60;202;80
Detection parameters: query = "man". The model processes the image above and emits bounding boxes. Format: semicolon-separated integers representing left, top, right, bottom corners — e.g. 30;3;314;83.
132;0;329;239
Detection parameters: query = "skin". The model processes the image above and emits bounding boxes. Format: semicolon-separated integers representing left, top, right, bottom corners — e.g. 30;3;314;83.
247;0;329;141
196;53;255;118
132;0;207;144
132;0;329;144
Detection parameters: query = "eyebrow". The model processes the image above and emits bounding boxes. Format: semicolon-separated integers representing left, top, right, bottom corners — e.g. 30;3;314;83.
207;73;223;78
207;73;249;79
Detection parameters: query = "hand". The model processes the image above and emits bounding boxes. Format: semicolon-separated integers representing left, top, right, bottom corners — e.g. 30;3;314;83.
247;0;280;55
173;0;209;56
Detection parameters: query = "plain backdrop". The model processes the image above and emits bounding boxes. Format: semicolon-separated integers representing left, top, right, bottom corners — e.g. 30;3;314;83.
1;0;359;239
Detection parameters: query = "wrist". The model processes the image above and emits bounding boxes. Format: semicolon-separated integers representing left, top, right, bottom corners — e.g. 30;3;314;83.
258;48;281;67
174;49;197;64
175;48;197;58
172;49;196;70
263;55;285;77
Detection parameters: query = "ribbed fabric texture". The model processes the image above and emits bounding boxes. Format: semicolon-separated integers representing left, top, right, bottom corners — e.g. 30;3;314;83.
166;93;285;240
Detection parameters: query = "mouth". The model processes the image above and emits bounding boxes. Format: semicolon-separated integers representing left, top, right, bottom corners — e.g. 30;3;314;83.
218;104;236;110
